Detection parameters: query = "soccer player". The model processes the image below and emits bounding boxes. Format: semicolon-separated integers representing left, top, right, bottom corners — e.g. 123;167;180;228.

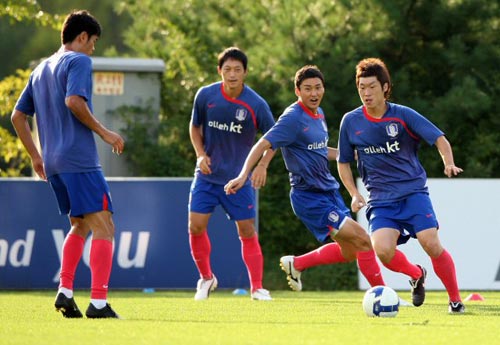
337;57;464;313
224;65;385;292
11;10;123;319
188;47;275;301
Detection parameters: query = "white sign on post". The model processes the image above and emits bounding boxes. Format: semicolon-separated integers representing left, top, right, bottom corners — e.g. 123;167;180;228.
357;178;500;291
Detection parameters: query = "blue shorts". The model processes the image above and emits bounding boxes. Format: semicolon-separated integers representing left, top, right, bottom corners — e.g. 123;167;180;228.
189;177;256;221
48;171;113;218
290;188;351;243
366;192;439;245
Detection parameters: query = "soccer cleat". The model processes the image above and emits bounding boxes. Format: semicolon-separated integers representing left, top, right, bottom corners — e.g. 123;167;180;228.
85;303;120;319
449;301;465;314
194;275;218;300
409;265;427;307
251;288;272;301
54;292;83;318
279;255;302;291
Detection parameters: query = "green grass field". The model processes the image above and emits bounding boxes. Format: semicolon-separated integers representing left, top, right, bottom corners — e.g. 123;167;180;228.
0;290;498;345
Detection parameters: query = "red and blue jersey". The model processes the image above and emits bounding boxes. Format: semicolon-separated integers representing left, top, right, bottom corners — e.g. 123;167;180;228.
264;102;340;192
191;82;275;185
338;102;444;203
15;50;100;178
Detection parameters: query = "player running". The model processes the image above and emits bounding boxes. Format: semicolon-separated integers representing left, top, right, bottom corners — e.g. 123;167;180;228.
224;65;385;292
337;57;464;313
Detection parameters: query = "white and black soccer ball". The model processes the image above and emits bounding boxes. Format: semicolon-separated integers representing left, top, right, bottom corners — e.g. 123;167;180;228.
362;285;399;317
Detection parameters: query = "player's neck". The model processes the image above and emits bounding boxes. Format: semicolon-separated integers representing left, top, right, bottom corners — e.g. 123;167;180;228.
364;103;387;119
223;83;244;99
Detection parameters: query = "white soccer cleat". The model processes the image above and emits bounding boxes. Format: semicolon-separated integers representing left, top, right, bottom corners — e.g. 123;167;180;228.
280;255;302;291
251;288;272;301
194;275;218;300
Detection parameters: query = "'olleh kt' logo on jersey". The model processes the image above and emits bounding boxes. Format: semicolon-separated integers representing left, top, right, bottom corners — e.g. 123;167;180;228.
363;140;401;154
208;121;243;133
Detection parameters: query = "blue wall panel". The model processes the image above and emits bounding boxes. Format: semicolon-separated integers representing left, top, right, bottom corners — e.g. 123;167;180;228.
0;178;250;290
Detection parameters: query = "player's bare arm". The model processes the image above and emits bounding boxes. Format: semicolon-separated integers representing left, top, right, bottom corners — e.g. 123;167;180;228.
327;147;338;161
435;135;463;178
251;148;276;189
224;138;272;194
66;95;124;154
337;161;366;212
10;110;47;180
189;122;212;175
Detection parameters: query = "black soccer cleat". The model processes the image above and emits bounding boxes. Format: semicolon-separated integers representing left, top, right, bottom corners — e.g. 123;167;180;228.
449;301;465;314
409;265;427;307
85;303;121;319
54;292;83;318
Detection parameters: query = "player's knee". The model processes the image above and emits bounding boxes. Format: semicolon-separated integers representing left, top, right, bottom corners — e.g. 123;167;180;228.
356;231;373;251
188;223;205;235
374;247;394;264
422;243;443;258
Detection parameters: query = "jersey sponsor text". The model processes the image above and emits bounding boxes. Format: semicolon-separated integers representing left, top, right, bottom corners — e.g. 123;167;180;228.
208;120;243;134
363;140;401;154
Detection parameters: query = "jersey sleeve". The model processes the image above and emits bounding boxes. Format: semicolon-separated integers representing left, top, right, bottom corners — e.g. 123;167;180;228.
15;74;35;116
263;107;299;150
337;114;356;163
66;54;92;101
403;106;444;146
256;100;275;134
191;87;207;127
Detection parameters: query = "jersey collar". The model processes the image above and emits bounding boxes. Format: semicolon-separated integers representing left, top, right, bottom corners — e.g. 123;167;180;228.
298;101;324;119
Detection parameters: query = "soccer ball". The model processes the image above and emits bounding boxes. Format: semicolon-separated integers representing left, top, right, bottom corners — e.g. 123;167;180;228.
362;285;399;317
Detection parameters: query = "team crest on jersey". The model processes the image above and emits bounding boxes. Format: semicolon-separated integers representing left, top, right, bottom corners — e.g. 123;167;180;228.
386;123;399;138
235;108;247;122
328;211;339;223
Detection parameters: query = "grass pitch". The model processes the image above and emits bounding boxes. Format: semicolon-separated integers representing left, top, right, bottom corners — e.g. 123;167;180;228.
0;290;498;345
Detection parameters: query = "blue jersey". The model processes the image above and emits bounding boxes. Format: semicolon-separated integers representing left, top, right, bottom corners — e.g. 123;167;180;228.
15;50;100;178
191;82;275;185
338;103;444;203
264;102;340;192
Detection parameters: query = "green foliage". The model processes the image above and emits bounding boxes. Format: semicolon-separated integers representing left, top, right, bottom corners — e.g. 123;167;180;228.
0;0;60;28
0;69;32;176
113;103;194;176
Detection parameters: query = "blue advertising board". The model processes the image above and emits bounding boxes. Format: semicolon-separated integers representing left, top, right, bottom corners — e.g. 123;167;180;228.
0;178;251;290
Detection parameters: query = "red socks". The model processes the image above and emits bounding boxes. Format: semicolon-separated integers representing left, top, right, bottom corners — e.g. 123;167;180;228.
189;231;213;279
431;249;461;301
240;235;264;292
292;244;384;286
293;243;348;271
60;234;113;300
59;233;85;290
383;249;422;280
89;239;113;299
357;250;385;286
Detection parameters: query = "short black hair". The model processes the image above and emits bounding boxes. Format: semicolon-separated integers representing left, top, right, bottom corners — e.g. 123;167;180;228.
217;47;248;71
294;65;325;89
61;10;101;44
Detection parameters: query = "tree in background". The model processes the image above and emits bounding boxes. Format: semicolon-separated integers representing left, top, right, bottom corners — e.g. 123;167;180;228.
113;0;499;288
0;0;59;176
0;0;132;176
